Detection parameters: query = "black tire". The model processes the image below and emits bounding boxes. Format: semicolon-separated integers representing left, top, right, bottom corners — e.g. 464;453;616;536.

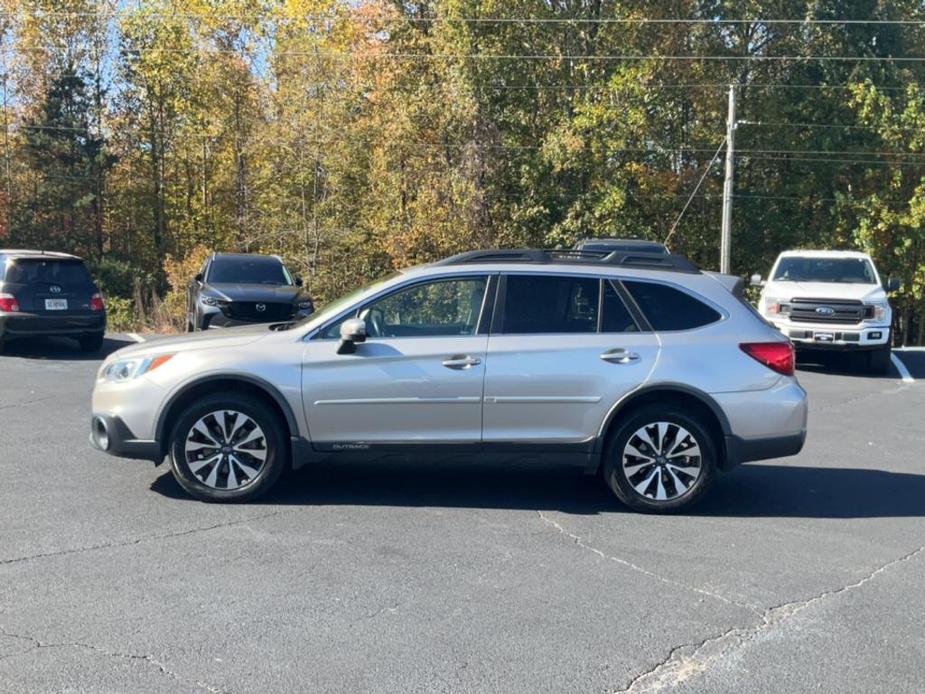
602;405;717;513
168;392;287;502
867;346;891;376
79;332;105;352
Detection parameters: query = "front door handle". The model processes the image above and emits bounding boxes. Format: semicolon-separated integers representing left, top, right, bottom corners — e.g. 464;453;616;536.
600;348;641;364
442;355;482;370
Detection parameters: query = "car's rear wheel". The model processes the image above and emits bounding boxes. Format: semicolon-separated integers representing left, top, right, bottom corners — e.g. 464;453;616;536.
603;405;716;513
866;346;891;376
79;332;105;352
168;393;287;502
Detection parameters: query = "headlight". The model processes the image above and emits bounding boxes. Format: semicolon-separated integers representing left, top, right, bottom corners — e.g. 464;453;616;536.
764;297;789;315
866;301;889;321
200;296;227;307
99;354;174;383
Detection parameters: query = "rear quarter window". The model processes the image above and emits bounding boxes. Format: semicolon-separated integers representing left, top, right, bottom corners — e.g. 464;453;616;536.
624;280;721;331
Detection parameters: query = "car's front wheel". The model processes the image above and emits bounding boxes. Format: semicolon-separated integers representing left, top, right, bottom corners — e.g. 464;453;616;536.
866;346;891;376
603;405;716;513
168;393;287;502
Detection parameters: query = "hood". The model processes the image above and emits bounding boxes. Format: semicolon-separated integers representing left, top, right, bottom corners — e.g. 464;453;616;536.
108;323;270;360
764;280;886;303
205;283;303;303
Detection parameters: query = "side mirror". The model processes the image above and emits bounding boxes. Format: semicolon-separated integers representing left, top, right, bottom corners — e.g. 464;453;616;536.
336;318;367;355
886;277;902;292
750;273;765;287
194;273;204;283
295;277;304;287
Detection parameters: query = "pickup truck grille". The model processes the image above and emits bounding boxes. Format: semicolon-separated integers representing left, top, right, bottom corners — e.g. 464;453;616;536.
786;298;873;325
223;301;293;322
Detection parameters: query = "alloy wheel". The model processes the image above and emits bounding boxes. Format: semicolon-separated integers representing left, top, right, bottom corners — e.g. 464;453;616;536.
184;410;268;490
621;421;703;502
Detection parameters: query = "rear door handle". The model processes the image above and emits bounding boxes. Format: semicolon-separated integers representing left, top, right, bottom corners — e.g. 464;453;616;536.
600;348;641;364
442;355;482;370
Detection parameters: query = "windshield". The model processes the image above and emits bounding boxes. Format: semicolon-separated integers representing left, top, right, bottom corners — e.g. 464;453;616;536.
772;257;877;284
282;272;401;332
208;257;293;285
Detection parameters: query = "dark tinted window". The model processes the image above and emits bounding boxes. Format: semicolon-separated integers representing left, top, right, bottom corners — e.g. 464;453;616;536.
501;275;599;334
208;257;292;285
601;281;639;333
4;259;91;285
624;281;721;331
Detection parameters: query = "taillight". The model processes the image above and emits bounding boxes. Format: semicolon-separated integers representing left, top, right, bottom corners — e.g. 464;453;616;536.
89;293;105;312
740;342;795;376
0;292;20;312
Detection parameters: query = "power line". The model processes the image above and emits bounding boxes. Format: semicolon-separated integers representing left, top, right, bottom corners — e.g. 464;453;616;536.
7;45;925;62
3;12;925;25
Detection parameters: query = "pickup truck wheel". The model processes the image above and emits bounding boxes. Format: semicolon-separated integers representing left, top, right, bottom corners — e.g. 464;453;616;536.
603;405;716;513
168;393;287;502
867;346;891;376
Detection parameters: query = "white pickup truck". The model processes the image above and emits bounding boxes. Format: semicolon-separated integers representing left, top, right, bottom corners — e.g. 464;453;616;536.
753;250;900;374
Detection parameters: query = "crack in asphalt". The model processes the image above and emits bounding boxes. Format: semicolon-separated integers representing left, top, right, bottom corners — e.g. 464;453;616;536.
0;395;62;411
612;543;925;693
536;511;761;615
0;627;227;692
0;510;291;567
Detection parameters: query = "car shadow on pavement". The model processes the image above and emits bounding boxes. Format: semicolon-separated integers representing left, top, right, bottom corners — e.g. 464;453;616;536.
151;460;925;519
796;352;896;380
0;335;131;360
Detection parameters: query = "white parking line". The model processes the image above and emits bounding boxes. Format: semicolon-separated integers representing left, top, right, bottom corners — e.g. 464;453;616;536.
126;332;145;343
890;352;914;383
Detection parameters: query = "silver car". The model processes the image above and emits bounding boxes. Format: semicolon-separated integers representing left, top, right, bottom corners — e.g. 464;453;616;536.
90;249;807;512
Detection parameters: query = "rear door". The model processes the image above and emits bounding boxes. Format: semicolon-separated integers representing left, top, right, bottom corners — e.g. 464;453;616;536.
482;274;660;445
4;259;96;314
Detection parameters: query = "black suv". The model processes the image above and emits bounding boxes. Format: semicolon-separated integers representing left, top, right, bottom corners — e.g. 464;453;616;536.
187;253;314;331
0;250;106;352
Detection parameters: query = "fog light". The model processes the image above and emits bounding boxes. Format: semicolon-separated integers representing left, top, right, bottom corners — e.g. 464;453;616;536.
869;331;882;340
92;417;110;451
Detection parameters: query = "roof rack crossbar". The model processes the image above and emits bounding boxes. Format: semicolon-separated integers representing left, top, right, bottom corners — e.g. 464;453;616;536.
436;248;700;273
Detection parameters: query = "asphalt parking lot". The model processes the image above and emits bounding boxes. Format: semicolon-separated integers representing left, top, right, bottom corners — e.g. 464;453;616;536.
0;335;923;693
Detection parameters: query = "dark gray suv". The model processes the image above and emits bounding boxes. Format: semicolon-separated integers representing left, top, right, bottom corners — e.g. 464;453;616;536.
187;253;314;331
0;250;106;352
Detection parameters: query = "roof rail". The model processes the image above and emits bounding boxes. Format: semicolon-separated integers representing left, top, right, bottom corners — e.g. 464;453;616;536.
435;248;700;274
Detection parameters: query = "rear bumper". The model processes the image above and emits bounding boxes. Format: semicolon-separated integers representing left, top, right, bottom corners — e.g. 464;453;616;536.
725;430;806;466
89;414;162;463
0;312;105;338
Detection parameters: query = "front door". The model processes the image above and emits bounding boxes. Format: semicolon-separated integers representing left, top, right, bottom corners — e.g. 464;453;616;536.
301;275;491;448
482;274;660;444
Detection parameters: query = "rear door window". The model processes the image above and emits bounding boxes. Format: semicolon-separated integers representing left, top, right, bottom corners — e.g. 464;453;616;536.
4;260;92;286
623;280;721;331
601;281;639;333
499;275;599;334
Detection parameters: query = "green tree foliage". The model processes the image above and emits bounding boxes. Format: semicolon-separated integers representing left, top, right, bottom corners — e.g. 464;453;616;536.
0;0;922;340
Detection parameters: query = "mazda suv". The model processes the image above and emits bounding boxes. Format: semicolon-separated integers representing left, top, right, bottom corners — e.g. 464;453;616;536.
187;253;314;331
91;249;807;512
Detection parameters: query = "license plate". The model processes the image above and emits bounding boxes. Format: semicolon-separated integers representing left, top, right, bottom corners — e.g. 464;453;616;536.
814;331;834;343
44;298;68;311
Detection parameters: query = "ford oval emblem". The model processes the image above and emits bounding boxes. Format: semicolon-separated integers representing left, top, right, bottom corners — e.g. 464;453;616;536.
815;306;836;316
255;303;266;312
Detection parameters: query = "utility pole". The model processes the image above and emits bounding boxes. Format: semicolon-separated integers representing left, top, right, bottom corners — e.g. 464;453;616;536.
720;84;736;274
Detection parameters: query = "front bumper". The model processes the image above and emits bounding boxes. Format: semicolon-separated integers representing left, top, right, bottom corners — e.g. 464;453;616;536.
768;319;890;350
89;413;162;462
0;312;106;338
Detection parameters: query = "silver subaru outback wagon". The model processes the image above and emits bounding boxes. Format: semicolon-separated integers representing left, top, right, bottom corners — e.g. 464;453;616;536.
90;249;807;512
